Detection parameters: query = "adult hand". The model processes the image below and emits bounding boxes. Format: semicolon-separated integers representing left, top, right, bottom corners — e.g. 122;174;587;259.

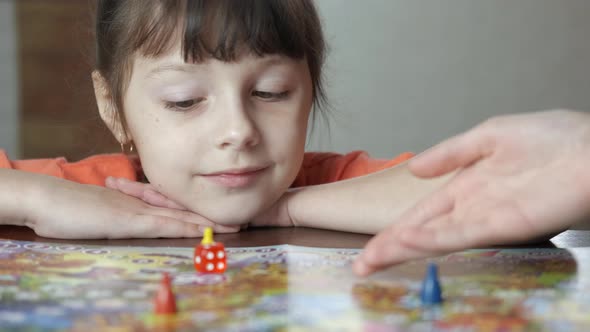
354;110;590;276
21;173;239;239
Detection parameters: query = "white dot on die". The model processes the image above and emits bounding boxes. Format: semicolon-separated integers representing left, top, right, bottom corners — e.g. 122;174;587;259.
207;252;214;260
195;256;201;264
217;262;225;270
206;263;214;271
217;251;225;259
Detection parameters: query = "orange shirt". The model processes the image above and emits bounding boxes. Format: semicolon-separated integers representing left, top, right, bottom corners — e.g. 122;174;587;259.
0;150;413;187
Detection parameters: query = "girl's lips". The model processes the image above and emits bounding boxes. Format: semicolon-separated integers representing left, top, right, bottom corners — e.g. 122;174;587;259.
202;167;268;188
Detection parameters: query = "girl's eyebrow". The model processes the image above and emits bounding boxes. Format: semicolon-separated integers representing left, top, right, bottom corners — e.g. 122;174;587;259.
145;63;199;79
145;56;293;79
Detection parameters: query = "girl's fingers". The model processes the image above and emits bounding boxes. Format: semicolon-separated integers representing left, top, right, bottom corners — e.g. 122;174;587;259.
149;206;241;234
409;125;494;178
142;189;187;210
106;177;188;210
104;176;117;189
210;223;242;234
107;214;204;239
108;177;241;233
105;177;146;197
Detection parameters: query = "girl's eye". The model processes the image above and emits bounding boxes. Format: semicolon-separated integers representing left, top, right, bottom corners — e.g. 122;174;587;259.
252;90;290;101
164;98;205;111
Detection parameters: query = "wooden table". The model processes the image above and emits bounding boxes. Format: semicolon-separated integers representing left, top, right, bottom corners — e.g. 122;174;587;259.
1;225;589;249
0;225;373;248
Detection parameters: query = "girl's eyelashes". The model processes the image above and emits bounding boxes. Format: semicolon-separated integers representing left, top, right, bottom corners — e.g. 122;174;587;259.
162;90;290;111
163;97;206;112
252;90;290;101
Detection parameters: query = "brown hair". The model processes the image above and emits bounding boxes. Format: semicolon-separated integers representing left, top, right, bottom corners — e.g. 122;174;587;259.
95;0;327;130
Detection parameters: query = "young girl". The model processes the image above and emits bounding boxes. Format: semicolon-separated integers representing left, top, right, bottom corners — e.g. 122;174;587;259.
0;0;450;239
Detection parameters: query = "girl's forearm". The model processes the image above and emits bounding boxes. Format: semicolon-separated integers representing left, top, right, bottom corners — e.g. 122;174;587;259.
0;169;37;226
287;163;453;234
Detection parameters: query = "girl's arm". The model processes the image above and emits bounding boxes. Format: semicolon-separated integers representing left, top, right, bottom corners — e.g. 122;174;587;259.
0;169;34;226
0;169;238;238
281;162;453;234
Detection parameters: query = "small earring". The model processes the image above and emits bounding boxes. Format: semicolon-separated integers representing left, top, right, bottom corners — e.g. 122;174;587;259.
119;133;125;153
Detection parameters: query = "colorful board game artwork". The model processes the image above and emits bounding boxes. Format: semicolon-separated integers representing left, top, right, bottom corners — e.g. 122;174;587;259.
1;239;590;331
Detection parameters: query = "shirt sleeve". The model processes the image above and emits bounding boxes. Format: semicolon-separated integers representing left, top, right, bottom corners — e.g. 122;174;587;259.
0;150;137;186
292;150;414;187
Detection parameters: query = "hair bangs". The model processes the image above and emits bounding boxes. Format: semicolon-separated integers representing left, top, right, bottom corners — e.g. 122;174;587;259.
126;0;309;63
182;0;309;62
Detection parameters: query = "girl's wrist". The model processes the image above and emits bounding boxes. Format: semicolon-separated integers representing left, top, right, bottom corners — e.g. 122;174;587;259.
250;190;298;228
284;189;301;227
0;169;38;226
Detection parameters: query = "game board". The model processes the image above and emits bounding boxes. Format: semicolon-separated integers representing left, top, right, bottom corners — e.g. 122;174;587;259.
1;239;590;331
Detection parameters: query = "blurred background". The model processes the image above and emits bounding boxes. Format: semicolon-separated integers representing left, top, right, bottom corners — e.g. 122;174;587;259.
1;0;590;161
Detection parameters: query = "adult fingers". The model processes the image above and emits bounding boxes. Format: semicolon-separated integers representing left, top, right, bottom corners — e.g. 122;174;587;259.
394;184;455;228
352;219;447;277
353;239;439;276
352;186;456;276
354;213;466;277
396;217;473;253
409;125;494;178
397;206;529;252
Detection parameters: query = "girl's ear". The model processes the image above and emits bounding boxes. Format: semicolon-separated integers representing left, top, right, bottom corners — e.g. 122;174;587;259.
91;70;132;144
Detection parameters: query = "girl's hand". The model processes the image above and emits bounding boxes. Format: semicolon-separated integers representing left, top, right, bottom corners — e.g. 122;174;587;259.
354;110;590;276
21;173;239;239
105;177;189;210
107;176;295;229
105;177;240;233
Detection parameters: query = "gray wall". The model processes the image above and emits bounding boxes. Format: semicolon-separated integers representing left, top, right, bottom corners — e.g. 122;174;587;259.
0;0;18;158
1;1;590;160
310;0;590;157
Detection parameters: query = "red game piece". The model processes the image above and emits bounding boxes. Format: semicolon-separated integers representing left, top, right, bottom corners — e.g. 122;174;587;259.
154;272;177;314
194;227;227;273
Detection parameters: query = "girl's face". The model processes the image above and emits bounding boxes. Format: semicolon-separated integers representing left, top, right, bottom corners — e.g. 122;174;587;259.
120;44;313;225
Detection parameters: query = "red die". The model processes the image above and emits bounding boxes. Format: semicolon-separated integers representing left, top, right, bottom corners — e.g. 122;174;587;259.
194;227;227;273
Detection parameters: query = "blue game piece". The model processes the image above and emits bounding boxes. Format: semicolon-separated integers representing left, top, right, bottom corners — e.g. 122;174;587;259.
420;263;443;306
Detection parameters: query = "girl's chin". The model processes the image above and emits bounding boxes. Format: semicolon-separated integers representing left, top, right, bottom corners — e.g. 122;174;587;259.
179;193;278;226
189;207;259;227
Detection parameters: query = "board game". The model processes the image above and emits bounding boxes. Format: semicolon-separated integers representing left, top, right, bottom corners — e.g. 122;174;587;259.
1;239;590;331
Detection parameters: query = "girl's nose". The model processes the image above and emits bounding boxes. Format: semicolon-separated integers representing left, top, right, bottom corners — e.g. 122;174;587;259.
215;100;261;151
